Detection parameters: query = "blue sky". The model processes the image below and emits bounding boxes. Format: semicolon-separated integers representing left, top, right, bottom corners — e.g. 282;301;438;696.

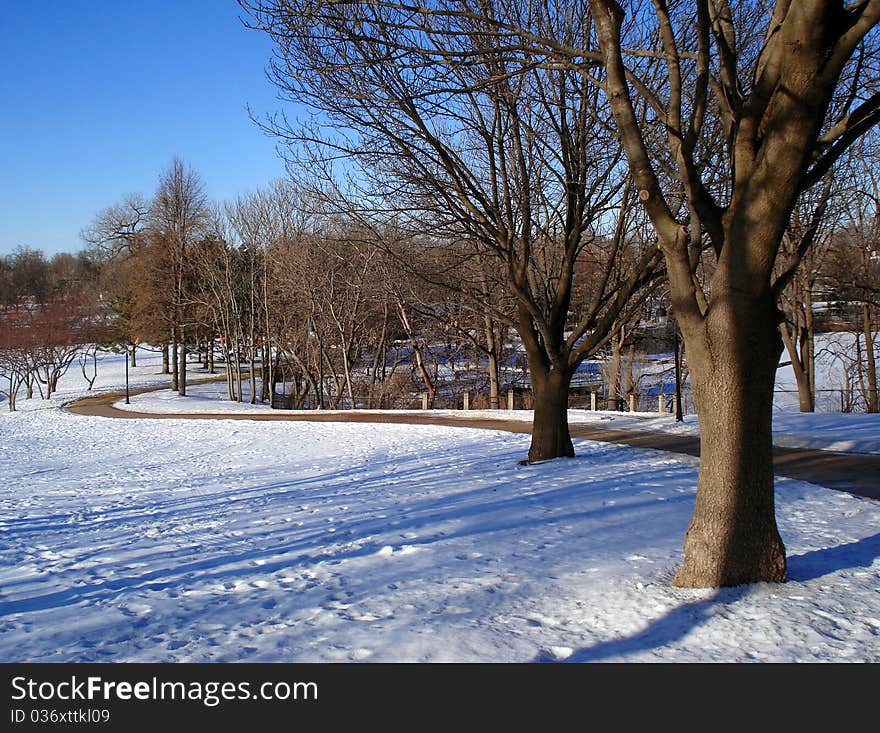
0;1;292;256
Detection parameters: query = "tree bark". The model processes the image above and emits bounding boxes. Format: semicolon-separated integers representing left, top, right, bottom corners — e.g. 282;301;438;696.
178;338;187;396
673;295;787;587
528;367;575;462
223;343;235;400
780;283;816;412
863;303;878;413
170;328;178;392
261;344;271;402
484;315;501;410
234;340;243;403
780;324;815;412
249;347;257;405
130;344;137;368
606;326;624;410
804;288;816;412
673;322;684;421
162;342;169;375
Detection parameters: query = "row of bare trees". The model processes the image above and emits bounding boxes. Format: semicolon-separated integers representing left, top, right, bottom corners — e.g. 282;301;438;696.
84;168;523;412
0;249;107;410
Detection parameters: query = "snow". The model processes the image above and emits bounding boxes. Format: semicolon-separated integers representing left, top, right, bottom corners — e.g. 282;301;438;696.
775;331;872;413
1;347;879;662
118;379;273;414
120;381;880;456
561;410;880;456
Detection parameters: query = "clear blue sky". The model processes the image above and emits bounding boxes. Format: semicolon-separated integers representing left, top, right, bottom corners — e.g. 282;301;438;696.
0;1;292;257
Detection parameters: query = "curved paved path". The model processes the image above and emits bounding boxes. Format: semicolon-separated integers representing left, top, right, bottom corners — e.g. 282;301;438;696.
66;384;880;501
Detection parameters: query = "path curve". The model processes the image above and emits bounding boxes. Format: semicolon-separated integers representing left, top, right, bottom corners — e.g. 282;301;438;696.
65;384;880;501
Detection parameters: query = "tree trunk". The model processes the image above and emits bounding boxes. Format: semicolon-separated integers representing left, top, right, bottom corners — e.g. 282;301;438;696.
223;343;235;400
316;323;325;409
178;338;187;396
528;368;574;462
369;306;389;406
673;323;684;421
130;344;137;368
249;348;257;405
780;281;816;413
780;324;815;412
7;374;19;411
170;329;178;392
863;303;878;413
162;342;169;374
484;315;501;409
805;289;816;412
487;350;501;410
606;326;623;410
396;300;436;408
234;340;243;403
340;341;356;409
261;344;271;402
673;297;786;588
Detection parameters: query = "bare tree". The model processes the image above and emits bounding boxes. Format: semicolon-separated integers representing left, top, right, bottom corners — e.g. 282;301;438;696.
81;194;149;259
823;138;880;412
0;327;29;411
241;0;663;461
151;157;209;397
776;175;839;412
586;0;880;586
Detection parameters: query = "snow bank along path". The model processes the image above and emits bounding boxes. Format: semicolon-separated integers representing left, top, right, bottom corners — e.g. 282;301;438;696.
67;386;880;501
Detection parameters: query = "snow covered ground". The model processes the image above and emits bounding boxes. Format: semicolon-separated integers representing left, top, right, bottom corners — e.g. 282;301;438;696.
1;347;879;662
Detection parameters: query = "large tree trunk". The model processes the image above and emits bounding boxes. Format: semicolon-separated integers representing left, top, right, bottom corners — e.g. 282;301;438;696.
528;367;574;462
162;342;169;375
673;295;786;588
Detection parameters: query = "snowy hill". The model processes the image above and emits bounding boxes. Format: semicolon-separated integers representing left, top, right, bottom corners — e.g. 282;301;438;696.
0;347;878;662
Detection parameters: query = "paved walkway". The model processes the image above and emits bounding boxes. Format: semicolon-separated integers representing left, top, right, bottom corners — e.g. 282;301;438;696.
65;385;880;501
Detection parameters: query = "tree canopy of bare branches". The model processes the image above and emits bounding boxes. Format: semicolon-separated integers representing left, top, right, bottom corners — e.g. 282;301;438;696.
240;0;665;460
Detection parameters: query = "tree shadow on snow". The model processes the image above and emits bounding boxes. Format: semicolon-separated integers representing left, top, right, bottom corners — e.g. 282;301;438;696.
553;584;752;663
549;532;880;663
786;531;880;582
